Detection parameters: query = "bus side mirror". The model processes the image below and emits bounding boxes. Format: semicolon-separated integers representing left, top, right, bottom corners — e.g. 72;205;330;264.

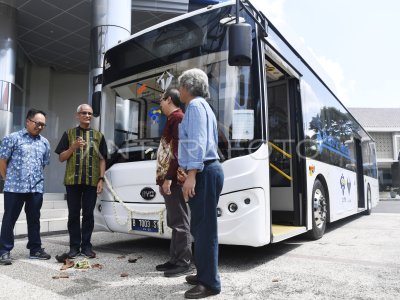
92;91;101;117
229;23;252;66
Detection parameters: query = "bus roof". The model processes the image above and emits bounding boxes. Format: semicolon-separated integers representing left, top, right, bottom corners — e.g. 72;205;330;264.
109;0;337;98
114;1;236;46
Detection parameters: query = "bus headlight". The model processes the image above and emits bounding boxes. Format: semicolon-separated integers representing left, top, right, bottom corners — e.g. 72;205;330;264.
228;203;238;213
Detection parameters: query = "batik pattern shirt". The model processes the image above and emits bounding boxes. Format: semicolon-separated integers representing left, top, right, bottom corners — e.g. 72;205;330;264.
55;127;107;187
0;128;50;193
156;109;184;186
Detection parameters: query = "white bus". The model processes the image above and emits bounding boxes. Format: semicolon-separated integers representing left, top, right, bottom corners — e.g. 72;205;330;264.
94;0;379;246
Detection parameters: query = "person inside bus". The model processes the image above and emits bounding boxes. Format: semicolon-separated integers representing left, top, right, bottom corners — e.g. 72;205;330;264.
55;104;107;259
155;88;192;277
178;68;224;298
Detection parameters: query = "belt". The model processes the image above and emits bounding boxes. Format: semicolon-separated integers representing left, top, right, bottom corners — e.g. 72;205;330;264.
204;159;217;166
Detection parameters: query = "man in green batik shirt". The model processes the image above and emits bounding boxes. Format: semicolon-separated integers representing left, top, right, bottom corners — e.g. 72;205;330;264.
55;104;107;259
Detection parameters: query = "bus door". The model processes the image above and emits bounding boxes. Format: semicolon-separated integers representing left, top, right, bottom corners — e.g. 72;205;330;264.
267;78;306;242
354;138;365;209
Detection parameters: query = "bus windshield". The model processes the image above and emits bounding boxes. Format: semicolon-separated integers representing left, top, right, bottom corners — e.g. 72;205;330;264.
105;5;263;164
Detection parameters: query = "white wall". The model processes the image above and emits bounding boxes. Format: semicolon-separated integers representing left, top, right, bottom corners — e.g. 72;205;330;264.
28;66;51;111
370;132;394;160
28;66;88;192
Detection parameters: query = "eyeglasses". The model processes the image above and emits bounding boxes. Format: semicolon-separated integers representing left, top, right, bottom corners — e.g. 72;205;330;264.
79;111;93;116
29;119;46;128
159;96;168;103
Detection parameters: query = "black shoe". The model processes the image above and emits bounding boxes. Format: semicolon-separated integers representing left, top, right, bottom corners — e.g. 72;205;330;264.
186;274;198;285
184;284;220;299
67;248;80;259
164;265;192;278
156;261;176;271
29;248;51;260
81;248;96;258
0;252;12;265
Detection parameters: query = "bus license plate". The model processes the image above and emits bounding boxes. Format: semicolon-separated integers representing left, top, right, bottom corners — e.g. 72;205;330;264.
131;218;159;233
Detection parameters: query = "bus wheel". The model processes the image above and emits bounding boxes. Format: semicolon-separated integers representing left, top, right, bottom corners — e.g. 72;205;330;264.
363;185;372;215
308;179;327;240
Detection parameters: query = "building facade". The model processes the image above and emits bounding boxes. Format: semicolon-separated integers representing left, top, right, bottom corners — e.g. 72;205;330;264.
349;108;400;191
0;0;224;193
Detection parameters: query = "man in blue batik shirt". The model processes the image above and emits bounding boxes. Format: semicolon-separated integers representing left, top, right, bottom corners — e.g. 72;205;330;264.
0;109;51;265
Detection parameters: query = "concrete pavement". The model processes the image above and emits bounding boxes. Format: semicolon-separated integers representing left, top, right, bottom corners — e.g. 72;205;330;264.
0;205;399;299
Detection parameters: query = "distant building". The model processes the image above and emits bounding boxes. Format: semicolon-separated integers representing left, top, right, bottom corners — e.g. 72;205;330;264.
349;108;400;191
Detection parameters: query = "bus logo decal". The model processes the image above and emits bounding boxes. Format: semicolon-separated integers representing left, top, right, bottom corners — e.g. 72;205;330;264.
137;83;147;95
148;108;161;124
104;58;111;70
340;174;346;195
157;71;174;91
140;187;156;200
347;178;352;194
309;165;315;176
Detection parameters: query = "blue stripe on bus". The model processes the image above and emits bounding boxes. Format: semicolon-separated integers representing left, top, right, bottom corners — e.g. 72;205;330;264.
320;143;356;162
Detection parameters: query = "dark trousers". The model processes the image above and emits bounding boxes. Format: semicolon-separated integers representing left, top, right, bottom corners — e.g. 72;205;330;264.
65;185;97;251
162;184;192;267
188;161;224;292
0;192;43;255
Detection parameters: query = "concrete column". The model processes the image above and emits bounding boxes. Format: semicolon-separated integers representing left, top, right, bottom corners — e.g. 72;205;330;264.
89;0;131;129
0;2;16;139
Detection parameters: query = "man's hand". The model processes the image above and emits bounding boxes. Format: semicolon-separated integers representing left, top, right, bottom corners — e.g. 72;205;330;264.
72;137;86;150
97;180;103;194
0;159;7;180
60;137;87;162
162;179;172;195
182;170;197;202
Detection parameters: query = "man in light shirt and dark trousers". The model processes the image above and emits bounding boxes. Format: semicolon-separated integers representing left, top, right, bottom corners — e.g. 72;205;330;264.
177;68;224;299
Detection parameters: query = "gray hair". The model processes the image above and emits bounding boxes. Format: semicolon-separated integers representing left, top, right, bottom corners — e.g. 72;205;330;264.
76;104;92;113
178;68;209;98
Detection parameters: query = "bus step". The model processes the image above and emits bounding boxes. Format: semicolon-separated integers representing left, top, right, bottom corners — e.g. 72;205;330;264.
271;224;307;243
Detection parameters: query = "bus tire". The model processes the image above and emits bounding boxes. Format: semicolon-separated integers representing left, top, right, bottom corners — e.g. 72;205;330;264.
363;184;372;215
307;179;328;240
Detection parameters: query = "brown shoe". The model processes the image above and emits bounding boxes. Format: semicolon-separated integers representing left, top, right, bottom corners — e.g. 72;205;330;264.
184;284;220;299
81;248;96;258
